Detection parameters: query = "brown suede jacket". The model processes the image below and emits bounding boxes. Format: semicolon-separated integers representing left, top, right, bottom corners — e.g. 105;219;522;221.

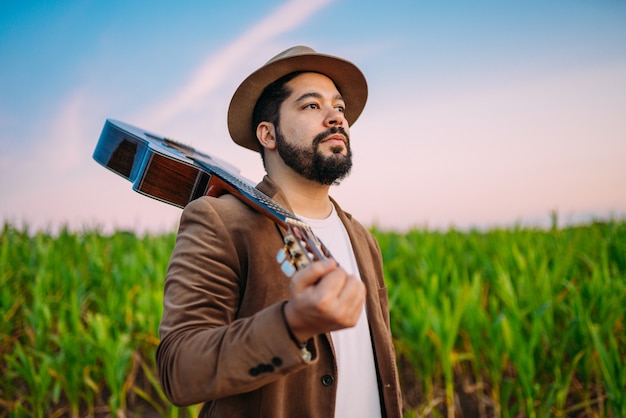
157;176;402;417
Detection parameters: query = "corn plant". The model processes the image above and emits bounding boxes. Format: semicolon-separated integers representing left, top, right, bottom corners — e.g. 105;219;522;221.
378;220;625;417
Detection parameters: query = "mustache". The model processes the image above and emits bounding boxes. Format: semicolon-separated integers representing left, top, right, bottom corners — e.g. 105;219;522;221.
312;126;350;147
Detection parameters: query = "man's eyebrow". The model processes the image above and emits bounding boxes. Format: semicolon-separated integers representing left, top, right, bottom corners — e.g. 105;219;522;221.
294;92;345;103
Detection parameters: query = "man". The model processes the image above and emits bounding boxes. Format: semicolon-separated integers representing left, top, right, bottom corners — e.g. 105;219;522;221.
157;46;402;417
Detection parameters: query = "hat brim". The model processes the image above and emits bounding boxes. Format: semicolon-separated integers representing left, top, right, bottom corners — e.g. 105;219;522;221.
227;49;368;152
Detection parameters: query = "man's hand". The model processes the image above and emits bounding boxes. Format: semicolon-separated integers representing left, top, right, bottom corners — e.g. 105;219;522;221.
283;259;366;343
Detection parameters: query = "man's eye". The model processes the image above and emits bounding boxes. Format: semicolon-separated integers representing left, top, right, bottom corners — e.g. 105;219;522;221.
304;103;319;110
335;105;345;113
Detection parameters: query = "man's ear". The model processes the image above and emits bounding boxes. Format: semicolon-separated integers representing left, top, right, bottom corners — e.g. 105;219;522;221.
256;122;277;151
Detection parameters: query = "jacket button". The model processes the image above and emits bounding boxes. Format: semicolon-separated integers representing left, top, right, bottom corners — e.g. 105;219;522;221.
321;375;334;386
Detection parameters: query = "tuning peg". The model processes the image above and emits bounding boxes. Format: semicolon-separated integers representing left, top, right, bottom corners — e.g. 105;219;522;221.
276;248;287;264
277;247;297;277
280;260;296;277
277;230;315;276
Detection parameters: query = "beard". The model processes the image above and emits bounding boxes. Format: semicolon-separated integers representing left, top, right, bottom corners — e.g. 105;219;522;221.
275;126;353;186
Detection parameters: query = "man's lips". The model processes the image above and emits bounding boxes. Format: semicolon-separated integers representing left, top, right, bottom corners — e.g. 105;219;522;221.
322;133;347;145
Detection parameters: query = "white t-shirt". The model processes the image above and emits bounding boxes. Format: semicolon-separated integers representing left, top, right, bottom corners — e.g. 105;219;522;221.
296;206;382;418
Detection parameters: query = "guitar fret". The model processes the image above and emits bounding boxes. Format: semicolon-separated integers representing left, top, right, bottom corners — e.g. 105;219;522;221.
194;159;298;224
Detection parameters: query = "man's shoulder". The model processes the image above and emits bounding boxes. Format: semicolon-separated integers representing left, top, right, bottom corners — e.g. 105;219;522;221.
189;193;253;211
182;194;261;227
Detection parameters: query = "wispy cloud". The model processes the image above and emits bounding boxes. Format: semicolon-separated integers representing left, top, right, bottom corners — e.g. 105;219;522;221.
141;0;333;126
46;88;98;171
0;87;98;177
0;86;101;227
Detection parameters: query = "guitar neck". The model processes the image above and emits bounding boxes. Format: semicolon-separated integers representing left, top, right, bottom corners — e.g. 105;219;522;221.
194;158;331;267
192;157;300;228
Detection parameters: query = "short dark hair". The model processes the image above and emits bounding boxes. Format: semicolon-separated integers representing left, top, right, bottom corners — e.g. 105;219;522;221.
252;71;303;160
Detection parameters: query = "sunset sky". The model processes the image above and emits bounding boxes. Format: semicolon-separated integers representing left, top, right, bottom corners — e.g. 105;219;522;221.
2;0;625;233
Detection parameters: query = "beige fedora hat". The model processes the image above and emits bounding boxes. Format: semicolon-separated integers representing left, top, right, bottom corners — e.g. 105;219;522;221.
227;46;368;152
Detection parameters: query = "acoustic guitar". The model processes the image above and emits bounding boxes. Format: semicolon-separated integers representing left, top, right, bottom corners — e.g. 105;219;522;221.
93;119;331;276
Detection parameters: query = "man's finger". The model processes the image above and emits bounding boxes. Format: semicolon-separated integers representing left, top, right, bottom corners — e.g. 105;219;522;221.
290;259;338;291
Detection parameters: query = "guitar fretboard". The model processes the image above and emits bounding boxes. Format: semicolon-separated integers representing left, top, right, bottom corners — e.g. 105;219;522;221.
193;158;300;226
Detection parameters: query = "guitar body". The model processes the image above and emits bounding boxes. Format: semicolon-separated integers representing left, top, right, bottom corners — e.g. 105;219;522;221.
93;119;235;208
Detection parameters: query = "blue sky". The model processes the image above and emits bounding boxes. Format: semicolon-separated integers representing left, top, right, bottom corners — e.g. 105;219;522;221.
1;0;625;233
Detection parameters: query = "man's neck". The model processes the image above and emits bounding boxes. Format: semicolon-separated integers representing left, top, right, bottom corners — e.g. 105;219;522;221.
268;172;333;219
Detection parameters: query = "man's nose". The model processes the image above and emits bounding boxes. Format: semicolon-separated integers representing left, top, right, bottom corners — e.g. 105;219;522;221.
325;108;346;127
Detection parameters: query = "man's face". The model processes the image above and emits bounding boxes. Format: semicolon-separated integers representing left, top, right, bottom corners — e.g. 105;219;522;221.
275;72;352;185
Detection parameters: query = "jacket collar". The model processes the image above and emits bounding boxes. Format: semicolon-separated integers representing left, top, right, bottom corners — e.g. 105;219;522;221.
255;175;353;222
255;175;292;212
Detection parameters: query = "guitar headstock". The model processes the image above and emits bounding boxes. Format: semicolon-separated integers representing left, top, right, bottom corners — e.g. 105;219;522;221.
276;221;332;277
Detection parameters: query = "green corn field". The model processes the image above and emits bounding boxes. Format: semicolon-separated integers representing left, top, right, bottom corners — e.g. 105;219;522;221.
1;219;624;417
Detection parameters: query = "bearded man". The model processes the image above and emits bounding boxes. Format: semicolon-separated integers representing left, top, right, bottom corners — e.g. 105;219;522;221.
157;46;403;418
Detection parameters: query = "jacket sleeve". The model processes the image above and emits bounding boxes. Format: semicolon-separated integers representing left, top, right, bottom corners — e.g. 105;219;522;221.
156;197;313;406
